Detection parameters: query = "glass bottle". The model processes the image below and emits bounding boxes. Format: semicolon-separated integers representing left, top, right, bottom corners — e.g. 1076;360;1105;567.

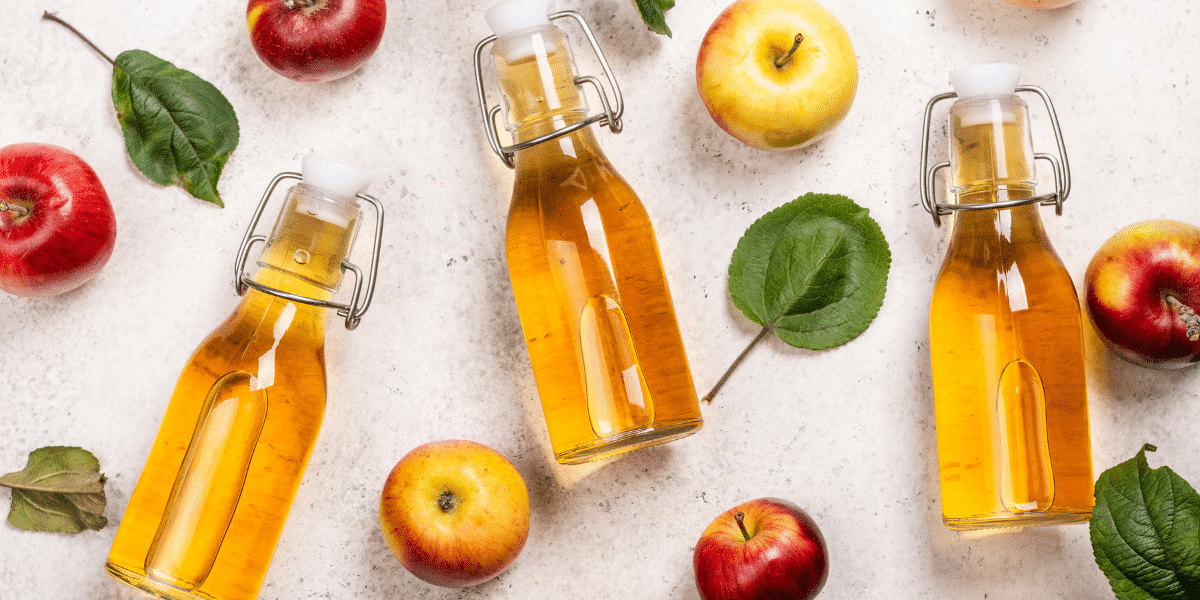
476;0;703;464
106;157;383;599
924;64;1093;530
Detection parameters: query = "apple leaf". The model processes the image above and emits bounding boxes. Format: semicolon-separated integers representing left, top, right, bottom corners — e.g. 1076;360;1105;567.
631;0;674;37
0;446;108;533
43;12;238;207
1090;444;1200;600
112;50;239;207
705;194;891;402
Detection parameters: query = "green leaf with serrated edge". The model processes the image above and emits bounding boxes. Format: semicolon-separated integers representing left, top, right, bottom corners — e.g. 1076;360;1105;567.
112;49;239;207
1090;444;1200;600
0;446;108;533
729;194;891;351
631;0;672;36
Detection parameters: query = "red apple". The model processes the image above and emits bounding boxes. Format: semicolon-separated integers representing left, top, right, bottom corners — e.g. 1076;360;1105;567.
696;0;858;151
247;0;387;83
693;497;828;600
379;440;530;588
0;143;116;297
1084;219;1200;369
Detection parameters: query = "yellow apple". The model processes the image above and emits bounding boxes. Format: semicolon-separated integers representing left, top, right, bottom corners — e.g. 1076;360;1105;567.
696;0;858;151
378;440;531;588
1002;0;1079;8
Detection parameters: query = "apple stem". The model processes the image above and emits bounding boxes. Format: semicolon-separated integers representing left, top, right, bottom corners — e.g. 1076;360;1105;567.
437;490;460;514
734;512;752;542
42;12;116;66
702;326;771;404
0;202;29;217
774;33;805;69
1166;294;1200;341
284;0;320;9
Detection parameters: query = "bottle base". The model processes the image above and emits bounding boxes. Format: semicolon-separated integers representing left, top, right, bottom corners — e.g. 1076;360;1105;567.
554;418;703;464
106;562;214;600
942;508;1092;531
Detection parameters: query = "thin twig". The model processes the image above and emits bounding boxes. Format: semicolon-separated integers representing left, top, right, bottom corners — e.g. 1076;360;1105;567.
42;11;116;66
702;326;772;404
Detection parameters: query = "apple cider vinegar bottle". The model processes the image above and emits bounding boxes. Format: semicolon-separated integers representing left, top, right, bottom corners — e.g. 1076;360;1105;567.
919;64;1093;530
473;0;702;464
105;157;385;600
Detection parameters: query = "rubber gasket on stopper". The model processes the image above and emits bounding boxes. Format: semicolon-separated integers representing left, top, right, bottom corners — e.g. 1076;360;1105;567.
950;63;1021;99
301;156;371;200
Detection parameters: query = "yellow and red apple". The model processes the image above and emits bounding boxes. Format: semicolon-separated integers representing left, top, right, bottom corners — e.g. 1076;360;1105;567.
695;0;858;152
693;497;829;600
1084;219;1200;369
379;440;531;588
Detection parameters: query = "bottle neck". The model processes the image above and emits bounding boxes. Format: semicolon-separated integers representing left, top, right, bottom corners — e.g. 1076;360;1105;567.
493;25;592;146
251;183;362;305
948;94;1037;202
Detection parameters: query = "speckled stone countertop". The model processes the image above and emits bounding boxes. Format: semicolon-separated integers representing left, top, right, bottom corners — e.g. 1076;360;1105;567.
1;0;1197;598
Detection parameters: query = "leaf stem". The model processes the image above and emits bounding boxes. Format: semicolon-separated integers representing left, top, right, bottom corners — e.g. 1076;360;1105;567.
702;326;772;404
774;33;804;69
42;11;115;66
1165;294;1200;341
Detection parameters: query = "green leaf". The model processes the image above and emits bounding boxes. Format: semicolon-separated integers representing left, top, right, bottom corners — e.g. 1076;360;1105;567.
729;193;891;351
0;446;108;533
112;49;239;207
631;0;673;36
1090;444;1200;600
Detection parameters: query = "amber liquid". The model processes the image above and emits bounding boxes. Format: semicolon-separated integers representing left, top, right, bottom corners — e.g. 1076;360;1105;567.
496;28;702;463
928;99;1093;529
106;186;360;599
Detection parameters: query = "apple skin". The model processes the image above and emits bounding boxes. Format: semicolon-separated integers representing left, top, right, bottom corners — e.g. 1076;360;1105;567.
379;440;531;588
696;0;858;151
247;0;386;83
1002;0;1080;9
0;143;116;298
1084;219;1200;369
693;497;829;600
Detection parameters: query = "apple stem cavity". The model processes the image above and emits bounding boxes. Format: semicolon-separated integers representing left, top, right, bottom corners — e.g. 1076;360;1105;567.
0;201;29;217
774;33;805;69
283;0;321;10
1166;294;1200;341
42;12;116;66
437;489;460;514
702;326;772;404
734;511;752;542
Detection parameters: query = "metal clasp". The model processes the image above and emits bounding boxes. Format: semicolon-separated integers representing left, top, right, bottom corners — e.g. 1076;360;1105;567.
232;172;385;331
919;85;1072;227
472;10;625;169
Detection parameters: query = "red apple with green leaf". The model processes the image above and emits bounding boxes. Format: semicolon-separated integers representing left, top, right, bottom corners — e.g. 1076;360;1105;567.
693;497;829;600
0;143;116;298
247;0;387;83
1084;219;1200;369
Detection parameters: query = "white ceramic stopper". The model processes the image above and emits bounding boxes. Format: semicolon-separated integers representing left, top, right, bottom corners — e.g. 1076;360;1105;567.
486;0;552;37
301;155;371;200
950;63;1021;99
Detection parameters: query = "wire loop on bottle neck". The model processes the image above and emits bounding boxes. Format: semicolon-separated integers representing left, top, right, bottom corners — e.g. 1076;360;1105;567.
233;172;385;330
473;10;625;169
919;85;1071;227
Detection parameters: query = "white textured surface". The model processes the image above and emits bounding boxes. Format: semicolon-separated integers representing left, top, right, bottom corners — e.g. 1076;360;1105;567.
2;1;1199;599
